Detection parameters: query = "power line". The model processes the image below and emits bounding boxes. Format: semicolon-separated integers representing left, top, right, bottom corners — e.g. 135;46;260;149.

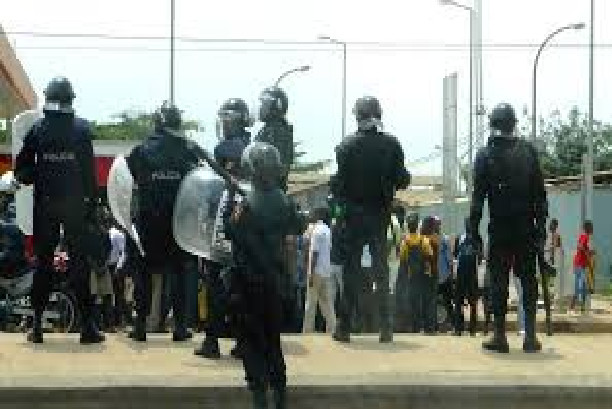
16;44;612;53
6;30;612;49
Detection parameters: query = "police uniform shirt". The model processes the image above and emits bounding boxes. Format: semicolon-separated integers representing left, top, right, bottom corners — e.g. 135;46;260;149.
16;114;96;202
126;133;203;261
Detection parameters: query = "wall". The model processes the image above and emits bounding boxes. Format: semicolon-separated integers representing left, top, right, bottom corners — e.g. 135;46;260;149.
416;186;612;291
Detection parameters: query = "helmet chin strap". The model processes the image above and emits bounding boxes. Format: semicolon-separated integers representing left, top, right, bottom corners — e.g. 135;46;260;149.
43;102;74;114
357;118;383;132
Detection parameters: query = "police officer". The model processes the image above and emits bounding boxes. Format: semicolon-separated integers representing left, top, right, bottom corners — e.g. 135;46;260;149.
468;103;548;353
195;98;251;359
228;142;305;409
126;101;205;342
331;96;410;344
254;86;294;191
15;77;104;344
255;86;299;331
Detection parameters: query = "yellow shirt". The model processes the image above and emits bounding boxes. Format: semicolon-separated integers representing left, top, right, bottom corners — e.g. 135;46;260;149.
399;233;434;274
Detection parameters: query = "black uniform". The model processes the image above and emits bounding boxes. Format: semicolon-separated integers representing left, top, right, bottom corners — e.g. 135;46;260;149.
126;128;204;340
468;105;547;353
331;127;409;343
15;110;100;341
255;119;294;190
196;129;250;358
230;187;303;405
228;142;305;409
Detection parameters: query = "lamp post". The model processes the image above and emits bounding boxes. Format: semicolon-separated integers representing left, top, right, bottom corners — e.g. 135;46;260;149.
318;36;347;139
440;0;474;194
170;0;175;104
274;65;311;87
586;0;594;222
531;22;585;142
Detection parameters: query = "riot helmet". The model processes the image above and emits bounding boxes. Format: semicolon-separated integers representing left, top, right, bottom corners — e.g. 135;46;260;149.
217;98;252;139
241;142;282;188
353;96;383;131
154;101;182;132
258;87;288;122
489;103;517;135
43;77;75;113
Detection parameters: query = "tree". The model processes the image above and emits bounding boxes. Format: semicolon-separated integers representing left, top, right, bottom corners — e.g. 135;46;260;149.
93;110;201;141
290;141;332;173
519;107;612;178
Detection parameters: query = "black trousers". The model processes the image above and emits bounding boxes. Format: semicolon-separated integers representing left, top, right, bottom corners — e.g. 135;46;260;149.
488;243;538;331
134;253;190;331
454;269;479;332
337;209;390;336
31;198;93;329
239;273;285;391
438;278;454;327
110;265;130;326
203;261;230;339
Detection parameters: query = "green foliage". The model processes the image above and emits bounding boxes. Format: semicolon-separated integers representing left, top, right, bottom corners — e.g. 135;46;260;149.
520;107;612;178
93;111;201;141
0;127;7;144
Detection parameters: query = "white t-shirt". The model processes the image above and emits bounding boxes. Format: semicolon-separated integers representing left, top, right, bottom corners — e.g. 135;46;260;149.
108;227;126;269
309;220;332;278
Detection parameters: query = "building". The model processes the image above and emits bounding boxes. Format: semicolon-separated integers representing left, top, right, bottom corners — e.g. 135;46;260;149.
0;25;37;174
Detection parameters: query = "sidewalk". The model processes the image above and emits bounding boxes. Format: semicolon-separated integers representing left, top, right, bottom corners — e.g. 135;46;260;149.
1;333;612;388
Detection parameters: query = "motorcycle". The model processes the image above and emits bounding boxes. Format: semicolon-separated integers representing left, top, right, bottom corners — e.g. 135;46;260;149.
0;251;78;333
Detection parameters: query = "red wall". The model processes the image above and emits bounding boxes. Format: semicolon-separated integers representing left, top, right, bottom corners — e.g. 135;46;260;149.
0;153;115;187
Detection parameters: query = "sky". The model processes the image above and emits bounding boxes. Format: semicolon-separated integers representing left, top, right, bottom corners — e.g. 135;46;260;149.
3;0;611;175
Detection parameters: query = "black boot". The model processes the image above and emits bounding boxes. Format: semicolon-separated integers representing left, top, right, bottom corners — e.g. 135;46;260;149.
482;318;509;354
194;336;221;359
469;304;478;337
271;386;287;409
80;301;106;345
379;328;393;343
251;388;268;409
332;319;350;343
129;316;147;342
172;328;193;342
27;314;43;344
523;310;542;353
230;339;244;359
80;318;106;345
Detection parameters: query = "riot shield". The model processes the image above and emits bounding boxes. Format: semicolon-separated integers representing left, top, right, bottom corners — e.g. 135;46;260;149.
106;156;145;255
173;166;253;261
11;110;42;236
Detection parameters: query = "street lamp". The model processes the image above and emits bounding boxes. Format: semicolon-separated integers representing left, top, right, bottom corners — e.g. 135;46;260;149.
440;0;474;194
532;22;585;141
170;0;176;104
274;65;311;87
318;36;347;139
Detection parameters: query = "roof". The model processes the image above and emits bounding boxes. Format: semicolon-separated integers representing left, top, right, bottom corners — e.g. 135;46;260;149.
0;26;37;117
287;172;330;195
545;170;612;187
